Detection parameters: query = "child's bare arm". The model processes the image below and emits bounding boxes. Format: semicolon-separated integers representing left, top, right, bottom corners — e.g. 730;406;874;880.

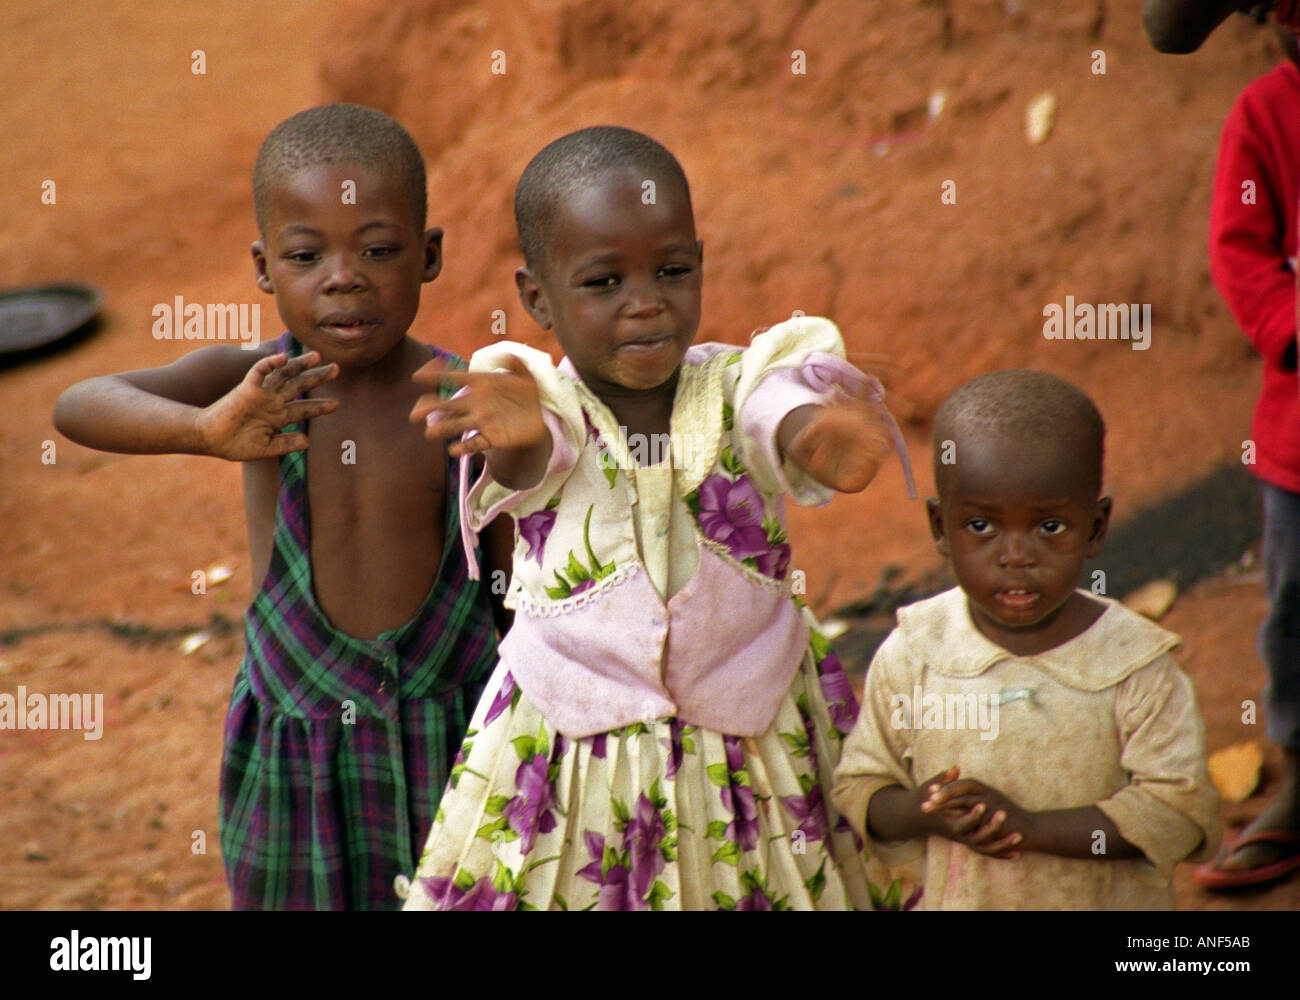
777;398;893;494
411;355;551;490
54;345;339;459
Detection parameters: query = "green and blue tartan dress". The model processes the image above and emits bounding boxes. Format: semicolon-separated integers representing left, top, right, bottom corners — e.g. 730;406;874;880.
219;334;499;910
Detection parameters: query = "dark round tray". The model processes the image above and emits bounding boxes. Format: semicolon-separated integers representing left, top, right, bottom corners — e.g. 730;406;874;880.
0;282;103;356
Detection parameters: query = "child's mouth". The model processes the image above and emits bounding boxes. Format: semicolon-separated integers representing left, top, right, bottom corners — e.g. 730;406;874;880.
619;335;673;354
319;315;378;340
995;588;1039;610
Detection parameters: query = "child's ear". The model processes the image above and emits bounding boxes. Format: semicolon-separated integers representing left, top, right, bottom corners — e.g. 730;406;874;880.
515;267;553;330
422;227;444;282
1086;495;1112;557
251;241;274;294
926;497;950;557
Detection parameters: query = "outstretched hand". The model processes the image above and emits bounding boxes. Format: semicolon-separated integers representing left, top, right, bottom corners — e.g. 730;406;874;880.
919;766;1030;860
410;355;548;460
781;389;894;494
195;351;339;461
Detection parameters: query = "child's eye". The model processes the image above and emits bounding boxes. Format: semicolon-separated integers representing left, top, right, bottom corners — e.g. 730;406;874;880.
582;275;619;289
964;518;994;536
363;245;399;258
285;250;319;264
658;264;693;279
1039;519;1067;535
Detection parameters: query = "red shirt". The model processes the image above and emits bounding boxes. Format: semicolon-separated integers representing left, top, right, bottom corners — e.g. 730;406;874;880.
1209;61;1300;493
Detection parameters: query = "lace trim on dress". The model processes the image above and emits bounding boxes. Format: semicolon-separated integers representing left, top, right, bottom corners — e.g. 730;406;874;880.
511;562;643;618
696;536;795;595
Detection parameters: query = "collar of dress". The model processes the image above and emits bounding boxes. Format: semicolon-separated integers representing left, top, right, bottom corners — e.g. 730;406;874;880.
557;348;735;498
895;586;1180;691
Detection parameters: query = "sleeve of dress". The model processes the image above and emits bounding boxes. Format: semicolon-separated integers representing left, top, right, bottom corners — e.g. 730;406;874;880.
829;629;925;866
731;316;915;505
447;342;586;580
1096;655;1221;883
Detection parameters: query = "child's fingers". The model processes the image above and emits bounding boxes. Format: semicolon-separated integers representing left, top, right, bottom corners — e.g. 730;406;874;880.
263;431;310;456
501;354;536;381
963;810;1011;845
275;363;338;401
976;831;1023;859
945;803;990;835
414;354;536;390
424;412;482;443
923;766;960;790
413;358;462;387
921;791;982;813
923;779;981;809
410;393;469;426
285;397;340;423
413;359;497;391
447;433;489;459
245;352;291;388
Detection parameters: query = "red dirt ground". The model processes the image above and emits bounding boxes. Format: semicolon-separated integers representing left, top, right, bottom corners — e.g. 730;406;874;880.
0;0;1294;909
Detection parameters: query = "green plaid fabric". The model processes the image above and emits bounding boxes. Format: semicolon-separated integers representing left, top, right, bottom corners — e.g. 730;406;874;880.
218;334;499;909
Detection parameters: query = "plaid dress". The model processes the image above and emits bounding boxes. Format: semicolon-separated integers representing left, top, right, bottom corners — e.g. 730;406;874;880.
219;334;499;910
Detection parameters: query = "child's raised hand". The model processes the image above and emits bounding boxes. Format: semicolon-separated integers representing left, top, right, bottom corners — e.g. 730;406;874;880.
781;390;894;494
194;351;339;461
919;766;1028;860
411;355;548;460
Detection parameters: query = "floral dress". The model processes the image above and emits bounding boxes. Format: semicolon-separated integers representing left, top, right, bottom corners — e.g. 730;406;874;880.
399;317;918;910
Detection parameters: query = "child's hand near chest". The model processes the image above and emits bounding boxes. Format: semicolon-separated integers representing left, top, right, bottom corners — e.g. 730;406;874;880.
411;354;552;490
872;765;1144;863
197;350;339;460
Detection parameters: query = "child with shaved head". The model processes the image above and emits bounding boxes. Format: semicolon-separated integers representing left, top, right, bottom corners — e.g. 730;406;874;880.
55;104;509;909
831;370;1219;909
400;125;914;910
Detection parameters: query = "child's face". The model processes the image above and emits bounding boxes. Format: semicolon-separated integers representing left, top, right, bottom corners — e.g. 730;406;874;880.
515;167;702;394
251;162;440;367
927;430;1111;650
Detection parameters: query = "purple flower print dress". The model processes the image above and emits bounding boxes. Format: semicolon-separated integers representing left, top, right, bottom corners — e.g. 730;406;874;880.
399;317;918;911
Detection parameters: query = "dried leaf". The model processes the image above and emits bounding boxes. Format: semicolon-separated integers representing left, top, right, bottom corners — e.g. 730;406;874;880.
1026;92;1057;145
179;631;211;656
1207;741;1263;803
206;563;234;586
1122;579;1177;621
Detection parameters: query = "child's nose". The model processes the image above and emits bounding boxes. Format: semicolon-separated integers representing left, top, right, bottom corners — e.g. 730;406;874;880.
321;255;368;293
998;534;1035;568
622;276;664;315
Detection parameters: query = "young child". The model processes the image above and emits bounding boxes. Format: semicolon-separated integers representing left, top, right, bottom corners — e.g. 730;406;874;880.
399;125;916;911
1198;24;1300;889
830;370;1219;909
52;104;507;910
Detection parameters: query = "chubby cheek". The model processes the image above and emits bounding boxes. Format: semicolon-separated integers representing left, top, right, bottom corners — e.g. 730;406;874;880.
947;539;988;580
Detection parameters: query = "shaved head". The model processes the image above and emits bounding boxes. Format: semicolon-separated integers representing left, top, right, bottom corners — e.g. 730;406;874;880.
933;370;1105;499
253;104;426;235
514;125;692;275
